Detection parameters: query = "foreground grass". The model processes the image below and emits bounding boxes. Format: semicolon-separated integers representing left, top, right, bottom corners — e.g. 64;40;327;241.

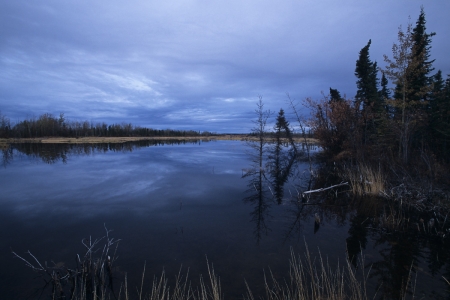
14;227;380;300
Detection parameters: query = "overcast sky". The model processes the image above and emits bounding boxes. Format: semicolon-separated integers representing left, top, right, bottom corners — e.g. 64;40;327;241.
1;1;449;133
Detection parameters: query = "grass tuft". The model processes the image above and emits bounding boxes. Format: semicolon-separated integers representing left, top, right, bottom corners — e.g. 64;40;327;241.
345;164;386;197
15;230;421;300
249;246;373;300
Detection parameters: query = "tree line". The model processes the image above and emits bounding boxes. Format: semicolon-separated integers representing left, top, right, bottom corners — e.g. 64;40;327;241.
0;112;215;139
306;7;449;167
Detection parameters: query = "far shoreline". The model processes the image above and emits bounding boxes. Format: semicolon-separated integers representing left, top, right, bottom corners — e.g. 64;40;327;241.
0;135;318;147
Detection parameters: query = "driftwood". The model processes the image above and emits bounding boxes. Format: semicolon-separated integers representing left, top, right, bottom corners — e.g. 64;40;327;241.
302;182;349;197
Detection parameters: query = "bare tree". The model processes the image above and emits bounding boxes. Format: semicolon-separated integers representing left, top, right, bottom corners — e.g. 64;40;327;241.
249;96;272;171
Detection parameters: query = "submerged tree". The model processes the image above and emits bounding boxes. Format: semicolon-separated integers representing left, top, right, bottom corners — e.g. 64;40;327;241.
250;96;272;171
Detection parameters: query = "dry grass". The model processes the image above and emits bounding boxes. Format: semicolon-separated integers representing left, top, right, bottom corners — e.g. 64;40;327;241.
245;246;373;300
345;164;386;197
13;226;223;300
15;230;397;300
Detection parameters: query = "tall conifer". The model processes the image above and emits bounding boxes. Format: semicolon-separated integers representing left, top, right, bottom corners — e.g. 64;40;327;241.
409;7;435;102
355;40;380;145
329;88;343;103
379;73;390;101
355;40;379;109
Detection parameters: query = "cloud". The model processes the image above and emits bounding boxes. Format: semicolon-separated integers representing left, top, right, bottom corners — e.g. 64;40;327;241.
1;0;449;132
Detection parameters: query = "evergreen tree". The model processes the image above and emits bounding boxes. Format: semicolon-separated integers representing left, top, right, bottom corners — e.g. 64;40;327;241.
391;8;435;114
379;72;390;113
379;73;390;101
409;7;435;103
430;70;444;110
355;39;379;109
355;40;380;145
329;88;343;103
274;109;291;138
429;72;450;160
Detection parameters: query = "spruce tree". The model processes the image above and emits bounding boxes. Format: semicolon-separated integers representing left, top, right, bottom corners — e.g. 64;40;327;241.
429;71;450;160
409;7;435;102
355;39;379;109
379;73;390;101
430;70;444;111
391;8;435;109
355;40;380;145
329;88;343;103
274;109;290;138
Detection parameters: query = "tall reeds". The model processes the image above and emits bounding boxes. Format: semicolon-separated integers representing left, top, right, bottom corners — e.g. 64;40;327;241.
245;247;372;300
16;230;406;300
345;163;386;197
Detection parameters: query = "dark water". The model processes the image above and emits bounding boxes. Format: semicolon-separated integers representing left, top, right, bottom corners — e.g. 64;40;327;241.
1;140;449;299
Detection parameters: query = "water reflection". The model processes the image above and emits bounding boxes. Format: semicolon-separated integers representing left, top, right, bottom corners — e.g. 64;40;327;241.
242;148;271;243
242;137;450;298
2;139;208;166
1;146;13;167
1;140;449;299
243;135;317;243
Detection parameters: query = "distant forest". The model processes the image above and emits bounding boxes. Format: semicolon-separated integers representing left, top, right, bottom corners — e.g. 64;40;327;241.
0;112;215;138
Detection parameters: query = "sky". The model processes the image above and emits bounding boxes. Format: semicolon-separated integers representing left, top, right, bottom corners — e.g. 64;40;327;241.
1;1;449;133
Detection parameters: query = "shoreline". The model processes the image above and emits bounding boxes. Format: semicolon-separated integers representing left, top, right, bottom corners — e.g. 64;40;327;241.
0;135;318;145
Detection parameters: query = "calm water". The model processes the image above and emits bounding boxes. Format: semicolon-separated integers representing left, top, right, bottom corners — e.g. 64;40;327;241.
1;140;449;299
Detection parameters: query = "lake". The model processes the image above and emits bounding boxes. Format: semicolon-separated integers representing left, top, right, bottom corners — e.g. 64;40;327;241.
1;140;449;299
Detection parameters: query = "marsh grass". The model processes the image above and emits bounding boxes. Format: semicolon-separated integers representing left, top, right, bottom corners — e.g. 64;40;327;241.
344;164;386;197
245;246;374;300
15;230;421;300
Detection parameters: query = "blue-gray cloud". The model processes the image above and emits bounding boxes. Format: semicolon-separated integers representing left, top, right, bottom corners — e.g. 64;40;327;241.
1;0;449;133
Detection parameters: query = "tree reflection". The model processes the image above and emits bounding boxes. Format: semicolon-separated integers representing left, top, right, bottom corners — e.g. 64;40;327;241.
244;154;450;298
2;146;13;167
243;165;271;244
370;232;422;299
268;109;298;204
346;212;369;268
243;112;307;242
243;98;272;243
5;139;208;165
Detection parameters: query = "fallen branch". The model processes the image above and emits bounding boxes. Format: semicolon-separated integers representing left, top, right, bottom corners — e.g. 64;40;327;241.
302;182;349;197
